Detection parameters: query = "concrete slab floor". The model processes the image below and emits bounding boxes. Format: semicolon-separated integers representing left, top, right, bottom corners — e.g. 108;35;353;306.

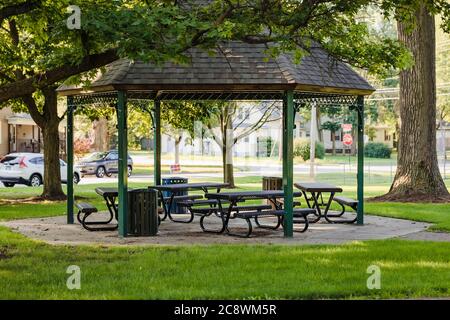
0;213;438;246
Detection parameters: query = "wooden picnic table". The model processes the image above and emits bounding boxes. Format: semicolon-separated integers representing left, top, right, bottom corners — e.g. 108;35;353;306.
294;182;343;223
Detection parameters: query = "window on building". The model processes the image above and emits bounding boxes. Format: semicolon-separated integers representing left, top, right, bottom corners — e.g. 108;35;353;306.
384;130;391;141
330;131;342;141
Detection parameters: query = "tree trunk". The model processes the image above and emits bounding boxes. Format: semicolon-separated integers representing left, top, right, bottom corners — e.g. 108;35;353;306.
40;89;65;200
375;4;449;202
224;144;235;188
221;117;235;188
92;117;109;152
174;135;181;165
331;131;336;156
316;108;323;142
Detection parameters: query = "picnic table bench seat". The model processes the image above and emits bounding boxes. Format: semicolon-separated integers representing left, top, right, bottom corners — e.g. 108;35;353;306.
75;202;117;231
195;204;273;233
333;196;358;208
176;199;234;207
229;208;316;238
329;196;358;223
190;204;272;216
161;194;203;203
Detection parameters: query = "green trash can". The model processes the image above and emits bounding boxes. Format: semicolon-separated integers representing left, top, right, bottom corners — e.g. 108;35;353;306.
127;188;158;236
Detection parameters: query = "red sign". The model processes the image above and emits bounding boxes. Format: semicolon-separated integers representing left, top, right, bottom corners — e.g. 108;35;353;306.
170;164;181;173
343;133;353;146
341;124;352;133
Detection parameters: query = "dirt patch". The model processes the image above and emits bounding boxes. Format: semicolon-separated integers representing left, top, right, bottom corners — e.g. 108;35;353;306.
0;195;88;205
368;193;450;203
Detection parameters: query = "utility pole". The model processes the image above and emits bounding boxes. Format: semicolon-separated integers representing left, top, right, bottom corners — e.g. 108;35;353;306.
310;102;317;179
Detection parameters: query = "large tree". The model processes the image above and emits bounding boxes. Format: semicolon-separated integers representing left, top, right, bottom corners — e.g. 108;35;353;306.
0;0;415;199
203;102;280;187
375;1;450;201
160;102;210;167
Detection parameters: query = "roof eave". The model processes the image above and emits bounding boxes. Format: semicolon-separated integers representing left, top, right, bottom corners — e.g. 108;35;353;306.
58;83;374;97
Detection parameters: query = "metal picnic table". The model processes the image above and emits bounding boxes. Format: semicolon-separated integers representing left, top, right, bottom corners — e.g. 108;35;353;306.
294;182;343;223
204;190;303;235
151;182;230;223
95;187;121;221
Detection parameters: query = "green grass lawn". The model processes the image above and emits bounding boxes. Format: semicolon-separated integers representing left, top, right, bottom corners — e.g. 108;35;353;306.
0;226;449;299
1;175;450;299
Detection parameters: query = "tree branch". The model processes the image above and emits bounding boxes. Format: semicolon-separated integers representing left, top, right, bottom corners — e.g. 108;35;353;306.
0;49;119;103
21;94;44;127
0;0;40;23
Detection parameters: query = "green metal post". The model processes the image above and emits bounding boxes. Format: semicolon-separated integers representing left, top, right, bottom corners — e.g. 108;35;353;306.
117;91;128;236
153;100;161;186
357;95;365;225
66;97;74;224
282;91;294;237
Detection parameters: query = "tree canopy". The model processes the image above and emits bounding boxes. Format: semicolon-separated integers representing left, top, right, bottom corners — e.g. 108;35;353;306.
1;0;434;107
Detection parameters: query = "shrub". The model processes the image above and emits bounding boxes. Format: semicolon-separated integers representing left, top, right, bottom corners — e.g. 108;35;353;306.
364;142;392;158
74;138;92;158
294;138;325;161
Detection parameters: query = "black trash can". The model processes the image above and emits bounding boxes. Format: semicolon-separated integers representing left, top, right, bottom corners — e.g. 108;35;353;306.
127;188;158;236
162;177;188;214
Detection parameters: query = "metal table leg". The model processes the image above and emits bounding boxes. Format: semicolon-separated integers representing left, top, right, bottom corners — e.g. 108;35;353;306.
303;191;321;223
200;199;236;234
103;195;117;222
167;192;194;223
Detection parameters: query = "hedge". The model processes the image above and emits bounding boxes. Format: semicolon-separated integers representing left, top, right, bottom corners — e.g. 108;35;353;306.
364;142;392;158
294;138;325;161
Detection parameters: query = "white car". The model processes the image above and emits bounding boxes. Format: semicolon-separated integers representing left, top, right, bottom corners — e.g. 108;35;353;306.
0;153;81;187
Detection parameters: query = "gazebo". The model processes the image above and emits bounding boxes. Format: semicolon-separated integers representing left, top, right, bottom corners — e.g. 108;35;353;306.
58;41;375;238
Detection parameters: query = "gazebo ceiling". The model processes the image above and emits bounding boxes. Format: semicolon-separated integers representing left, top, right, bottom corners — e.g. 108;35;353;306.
58;41;375;96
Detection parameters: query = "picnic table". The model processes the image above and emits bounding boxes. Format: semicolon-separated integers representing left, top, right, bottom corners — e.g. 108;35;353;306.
95;187;121;221
204;190;304;236
151;182;230;223
294;182;343;223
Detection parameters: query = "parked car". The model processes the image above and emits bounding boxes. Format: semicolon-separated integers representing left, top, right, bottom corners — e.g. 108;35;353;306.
76;151;133;178
0;153;81;187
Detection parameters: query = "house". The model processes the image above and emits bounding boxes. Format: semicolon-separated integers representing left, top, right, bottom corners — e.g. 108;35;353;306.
0;107;67;157
160;103;399;158
161;103;285;158
437;121;450;155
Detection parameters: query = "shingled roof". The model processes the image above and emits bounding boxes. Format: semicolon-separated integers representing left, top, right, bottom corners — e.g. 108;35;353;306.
58;42;375;96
